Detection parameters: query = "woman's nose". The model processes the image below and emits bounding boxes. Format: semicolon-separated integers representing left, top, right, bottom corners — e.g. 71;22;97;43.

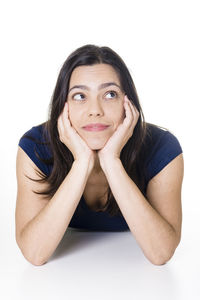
88;100;104;116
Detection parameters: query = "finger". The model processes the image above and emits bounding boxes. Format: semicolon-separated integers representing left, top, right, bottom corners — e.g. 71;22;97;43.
127;102;140;134
58;103;70;139
123;96;134;126
126;97;140;121
124;98;141;140
62;102;71;128
63;103;80;137
126;96;139;114
57;116;65;143
57;114;64;133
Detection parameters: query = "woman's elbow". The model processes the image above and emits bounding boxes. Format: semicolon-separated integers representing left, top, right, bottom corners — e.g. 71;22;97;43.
23;251;48;266
29;259;47;266
16;238;48;266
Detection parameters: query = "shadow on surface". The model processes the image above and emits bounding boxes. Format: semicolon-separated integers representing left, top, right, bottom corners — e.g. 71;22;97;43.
50;227;131;262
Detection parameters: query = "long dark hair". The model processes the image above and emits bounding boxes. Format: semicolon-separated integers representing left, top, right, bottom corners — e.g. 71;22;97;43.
25;44;162;217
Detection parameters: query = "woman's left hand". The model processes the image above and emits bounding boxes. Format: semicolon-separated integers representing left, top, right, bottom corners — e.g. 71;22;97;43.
98;95;140;167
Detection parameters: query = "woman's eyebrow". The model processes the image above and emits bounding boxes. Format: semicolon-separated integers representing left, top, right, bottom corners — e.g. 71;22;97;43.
68;82;122;93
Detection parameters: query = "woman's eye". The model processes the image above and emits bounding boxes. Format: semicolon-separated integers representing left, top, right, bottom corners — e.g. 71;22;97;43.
105;91;117;99
72;93;85;101
71;91;117;101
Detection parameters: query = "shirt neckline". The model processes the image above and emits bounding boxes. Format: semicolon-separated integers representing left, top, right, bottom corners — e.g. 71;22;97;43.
81;195;106;213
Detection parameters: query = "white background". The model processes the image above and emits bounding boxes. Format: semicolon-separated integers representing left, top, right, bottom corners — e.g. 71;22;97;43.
0;0;200;299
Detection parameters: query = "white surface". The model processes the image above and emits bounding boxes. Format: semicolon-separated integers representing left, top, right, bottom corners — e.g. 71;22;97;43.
1;0;200;299
1;221;200;299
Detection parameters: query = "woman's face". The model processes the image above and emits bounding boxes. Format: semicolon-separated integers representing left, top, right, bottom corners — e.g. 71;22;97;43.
67;63;125;150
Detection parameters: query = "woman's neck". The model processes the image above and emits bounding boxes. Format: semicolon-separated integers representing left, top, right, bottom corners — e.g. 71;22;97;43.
92;154;102;174
87;152;107;184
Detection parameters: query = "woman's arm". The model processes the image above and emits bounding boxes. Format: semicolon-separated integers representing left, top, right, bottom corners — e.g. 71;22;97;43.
101;153;184;265
97;96;183;265
16;103;96;266
16;147;91;266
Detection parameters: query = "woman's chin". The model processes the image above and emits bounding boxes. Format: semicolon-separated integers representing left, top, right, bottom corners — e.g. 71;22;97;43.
86;138;107;150
88;143;105;151
90;145;103;150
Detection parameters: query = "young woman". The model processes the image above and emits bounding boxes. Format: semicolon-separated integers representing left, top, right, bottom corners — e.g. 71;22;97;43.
15;44;184;266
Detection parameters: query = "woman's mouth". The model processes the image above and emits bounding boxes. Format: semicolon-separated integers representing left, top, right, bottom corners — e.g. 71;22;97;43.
82;123;110;132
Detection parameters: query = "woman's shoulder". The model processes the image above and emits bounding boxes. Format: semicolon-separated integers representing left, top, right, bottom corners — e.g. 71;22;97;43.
19;122;49;142
145;122;169;142
18;122;52;175
143;122;183;182
144;122;182;149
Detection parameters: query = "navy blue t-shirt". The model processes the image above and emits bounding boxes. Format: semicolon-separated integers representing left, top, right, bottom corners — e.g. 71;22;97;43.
18;122;183;231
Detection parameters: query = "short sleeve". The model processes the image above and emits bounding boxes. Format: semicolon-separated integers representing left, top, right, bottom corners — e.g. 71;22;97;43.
18;126;52;176
145;131;183;182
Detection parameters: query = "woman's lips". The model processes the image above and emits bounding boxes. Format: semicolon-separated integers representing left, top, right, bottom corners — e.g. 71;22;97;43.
82;124;110;132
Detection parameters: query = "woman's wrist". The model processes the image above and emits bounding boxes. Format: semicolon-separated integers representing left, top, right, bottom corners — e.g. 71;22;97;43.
99;155;121;175
73;156;94;176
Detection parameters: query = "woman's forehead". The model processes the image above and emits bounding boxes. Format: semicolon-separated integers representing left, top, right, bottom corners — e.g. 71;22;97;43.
69;64;120;85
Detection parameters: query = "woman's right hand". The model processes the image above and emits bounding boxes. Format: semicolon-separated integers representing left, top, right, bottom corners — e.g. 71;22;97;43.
57;102;96;172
